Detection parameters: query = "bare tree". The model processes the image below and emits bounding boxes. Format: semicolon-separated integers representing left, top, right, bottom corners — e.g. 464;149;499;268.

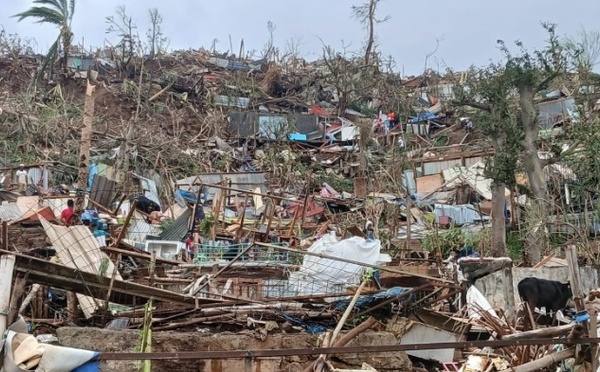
351;0;390;65
146;8;169;58
564;27;600;73
105;5;138;71
262;20;277;61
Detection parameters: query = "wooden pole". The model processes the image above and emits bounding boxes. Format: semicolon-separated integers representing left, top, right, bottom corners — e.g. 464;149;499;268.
0;254;15;336
235;194;250;243
565;245;585;311
149;251;156;287
500;348;574;372
309;279;369;372
189;183;204;233
502;324;576;340
104;253;121;320
73;80;96;222
1;221;7;251
591;310;598;372
112;200;137;247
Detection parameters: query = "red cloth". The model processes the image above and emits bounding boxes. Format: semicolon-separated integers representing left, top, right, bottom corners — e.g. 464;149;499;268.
185;238;195;252
61;207;74;227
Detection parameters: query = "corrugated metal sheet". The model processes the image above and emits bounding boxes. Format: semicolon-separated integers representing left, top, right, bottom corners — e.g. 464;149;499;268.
41;218;121;318
88;175;116;209
177;172;267;202
422;159;462;175
160;208;192;242
214;95;250;108
434;204;490;225
402;170;417;195
126;211;163;244
0;190;19;202
0;204;23;222
464;156;485;168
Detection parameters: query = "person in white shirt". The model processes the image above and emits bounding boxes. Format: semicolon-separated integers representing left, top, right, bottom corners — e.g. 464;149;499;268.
15;164;28;193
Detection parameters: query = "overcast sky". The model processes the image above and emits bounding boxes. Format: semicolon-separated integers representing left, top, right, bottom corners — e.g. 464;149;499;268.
1;0;597;76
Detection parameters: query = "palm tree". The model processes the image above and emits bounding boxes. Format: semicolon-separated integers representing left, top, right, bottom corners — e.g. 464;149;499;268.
13;0;76;76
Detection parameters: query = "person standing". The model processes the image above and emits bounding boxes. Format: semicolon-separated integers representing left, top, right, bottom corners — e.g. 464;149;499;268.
60;199;75;227
15;164;28;193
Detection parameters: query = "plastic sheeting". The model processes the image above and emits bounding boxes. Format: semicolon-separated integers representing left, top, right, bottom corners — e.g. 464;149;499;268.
466;285;499;320
287;234;381;296
3;330;99;372
334;286;413;312
433;203;489;225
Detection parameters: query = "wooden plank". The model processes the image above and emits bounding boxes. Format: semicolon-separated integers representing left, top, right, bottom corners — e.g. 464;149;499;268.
415;174;444;193
565;245;585;311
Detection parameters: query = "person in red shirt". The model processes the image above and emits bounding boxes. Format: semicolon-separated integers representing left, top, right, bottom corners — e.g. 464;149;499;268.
60;199;75;227
184;232;196;262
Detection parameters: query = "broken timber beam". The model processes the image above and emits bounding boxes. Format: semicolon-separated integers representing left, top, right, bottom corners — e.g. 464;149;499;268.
96;338;597;361
1;250;220;307
101;246;180;265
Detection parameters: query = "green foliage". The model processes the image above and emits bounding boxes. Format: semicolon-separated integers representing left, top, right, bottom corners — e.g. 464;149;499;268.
506;230;524;260
98;257;110;279
199;213;214;237
314;172;354;193
420;224;480;259
13;0;75;79
454;63;522;187
159;219;174;231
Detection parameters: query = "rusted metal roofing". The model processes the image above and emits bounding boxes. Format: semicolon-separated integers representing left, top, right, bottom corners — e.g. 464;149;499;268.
160;208;192;242
88;174;116;209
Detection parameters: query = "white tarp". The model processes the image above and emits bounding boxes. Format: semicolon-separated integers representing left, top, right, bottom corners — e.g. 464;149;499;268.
287;234;381;296
3;330;99;372
466;285;499;320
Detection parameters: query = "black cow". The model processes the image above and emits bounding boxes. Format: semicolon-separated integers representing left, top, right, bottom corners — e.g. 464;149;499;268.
517;277;573;314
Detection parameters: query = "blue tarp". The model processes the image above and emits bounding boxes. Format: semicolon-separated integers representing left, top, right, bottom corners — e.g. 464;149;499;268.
289;133;307;141
87;163;98;190
279;311;328;334
333;287;414;312
409;112;437;123
72;352;101;372
176;189;199;203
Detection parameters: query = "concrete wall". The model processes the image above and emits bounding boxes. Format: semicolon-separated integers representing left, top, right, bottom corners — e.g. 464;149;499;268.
475;266;600;315
57;328;412;372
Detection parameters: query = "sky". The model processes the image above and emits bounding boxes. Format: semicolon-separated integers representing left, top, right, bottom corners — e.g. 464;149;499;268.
0;0;597;76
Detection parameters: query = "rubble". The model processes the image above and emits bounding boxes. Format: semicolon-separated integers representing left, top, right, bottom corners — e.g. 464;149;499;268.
0;40;598;372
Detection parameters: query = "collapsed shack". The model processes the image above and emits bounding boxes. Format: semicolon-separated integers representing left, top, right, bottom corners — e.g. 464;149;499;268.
0;157;596;371
1;209;600;371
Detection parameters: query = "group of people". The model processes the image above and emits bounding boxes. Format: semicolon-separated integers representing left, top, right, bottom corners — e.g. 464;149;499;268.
60;199;108;246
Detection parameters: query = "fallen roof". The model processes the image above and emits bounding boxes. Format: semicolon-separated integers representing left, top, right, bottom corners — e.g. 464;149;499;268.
3;250;220;306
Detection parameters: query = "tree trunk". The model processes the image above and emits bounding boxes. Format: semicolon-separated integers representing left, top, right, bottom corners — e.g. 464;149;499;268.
364;0;376;65
357;118;371;178
518;85;547;264
491;182;507;257
73;81;96;219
